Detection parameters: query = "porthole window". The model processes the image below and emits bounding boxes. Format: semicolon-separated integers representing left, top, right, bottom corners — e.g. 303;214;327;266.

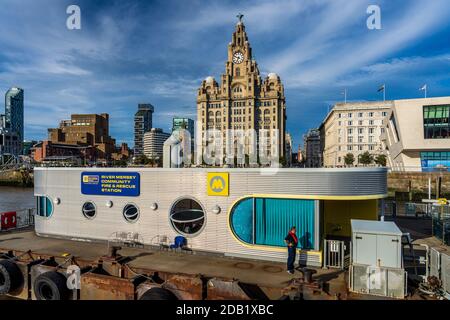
123;204;139;223
82;202;97;219
169;198;205;237
36;196;53;218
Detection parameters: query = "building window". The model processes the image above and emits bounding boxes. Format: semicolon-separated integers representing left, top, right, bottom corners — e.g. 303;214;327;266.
123;204;139;223
369;136;374;143
369;145;374;151
348;145;353;151
382;112;388;117
369;112;374;117
423;105;450;139
36;196;53;218
348;136;353;143
169;198;205;237
369;128;375;134
230;197;315;249
369;120;374;125
348;121;352;126
82;201;96;220
420;151;450;172
358;112;363;118
358;128;363;134
358;145;363;151
236;68;240;76
358;136;363;143
359;120;363;125
348;113;352;118
348;128;353;134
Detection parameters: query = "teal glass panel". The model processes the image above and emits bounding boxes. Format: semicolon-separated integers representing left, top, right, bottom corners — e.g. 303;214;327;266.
45;197;53;217
230;198;253;243
255;198;315;249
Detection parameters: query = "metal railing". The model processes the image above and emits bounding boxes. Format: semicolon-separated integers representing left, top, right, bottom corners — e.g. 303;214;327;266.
0;208;34;231
323;239;350;269
382;200;435;218
108;231;145;249
16;208;35;228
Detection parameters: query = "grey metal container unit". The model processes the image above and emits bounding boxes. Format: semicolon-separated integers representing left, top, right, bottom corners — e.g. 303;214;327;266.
351;219;403;269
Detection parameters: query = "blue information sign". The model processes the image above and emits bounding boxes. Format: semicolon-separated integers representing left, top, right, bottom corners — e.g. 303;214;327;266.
81;172;140;196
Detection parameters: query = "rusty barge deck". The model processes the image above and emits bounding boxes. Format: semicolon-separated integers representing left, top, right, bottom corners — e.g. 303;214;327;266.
0;228;348;300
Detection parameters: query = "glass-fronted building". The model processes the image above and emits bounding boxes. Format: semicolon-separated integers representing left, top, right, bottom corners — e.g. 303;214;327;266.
4;87;24;154
381;97;450;172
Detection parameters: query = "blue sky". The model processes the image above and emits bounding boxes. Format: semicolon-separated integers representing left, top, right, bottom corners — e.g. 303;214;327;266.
1;0;450;150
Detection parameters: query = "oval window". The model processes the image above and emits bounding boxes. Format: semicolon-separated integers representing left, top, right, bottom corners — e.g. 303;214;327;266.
169;198;205;237
123;204;139;223
82;202;96;219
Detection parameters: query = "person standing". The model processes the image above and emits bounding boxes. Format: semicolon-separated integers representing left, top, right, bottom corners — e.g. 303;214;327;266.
285;226;298;274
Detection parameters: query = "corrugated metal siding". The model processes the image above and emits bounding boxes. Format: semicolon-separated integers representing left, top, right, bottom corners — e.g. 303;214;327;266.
34;168;387;263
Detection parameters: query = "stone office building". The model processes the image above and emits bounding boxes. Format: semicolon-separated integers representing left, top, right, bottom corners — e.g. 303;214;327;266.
320;101;392;167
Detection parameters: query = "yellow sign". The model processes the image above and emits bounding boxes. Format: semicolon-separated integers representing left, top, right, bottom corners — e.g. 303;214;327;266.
438;198;448;205
207;172;229;196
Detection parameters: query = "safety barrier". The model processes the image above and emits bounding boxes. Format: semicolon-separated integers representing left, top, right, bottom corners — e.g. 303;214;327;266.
0;208;34;231
427;248;450;298
349;263;407;299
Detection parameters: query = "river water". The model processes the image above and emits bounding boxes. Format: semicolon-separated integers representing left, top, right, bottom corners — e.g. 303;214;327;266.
0;186;35;212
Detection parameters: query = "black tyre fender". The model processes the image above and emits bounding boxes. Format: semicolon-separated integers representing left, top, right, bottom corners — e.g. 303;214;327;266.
139;287;178;300
0;259;23;294
33;271;70;300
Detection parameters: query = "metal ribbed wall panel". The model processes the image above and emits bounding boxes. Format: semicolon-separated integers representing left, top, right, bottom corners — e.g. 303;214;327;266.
34;168;387;263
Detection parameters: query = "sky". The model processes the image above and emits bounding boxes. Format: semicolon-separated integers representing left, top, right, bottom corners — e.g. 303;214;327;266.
1;0;450;150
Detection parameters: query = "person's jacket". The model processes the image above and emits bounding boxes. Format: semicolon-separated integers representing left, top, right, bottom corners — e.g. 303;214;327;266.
285;232;298;249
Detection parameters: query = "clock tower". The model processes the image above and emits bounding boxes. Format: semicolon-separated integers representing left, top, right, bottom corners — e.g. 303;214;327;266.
197;15;286;166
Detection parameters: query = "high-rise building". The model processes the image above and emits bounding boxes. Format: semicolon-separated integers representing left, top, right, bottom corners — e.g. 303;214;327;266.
134;104;154;156
143;128;170;161
5;87;24;153
196;16;286;166
47;113;116;161
320;101;392;167
304;129;322;168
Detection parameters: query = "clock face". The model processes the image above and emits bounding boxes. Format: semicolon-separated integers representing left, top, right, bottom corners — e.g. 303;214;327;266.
233;51;244;64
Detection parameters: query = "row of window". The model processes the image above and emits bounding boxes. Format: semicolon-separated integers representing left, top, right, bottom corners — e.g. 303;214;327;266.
339;120;378;126
344;127;378;135
36;196;317;249
420;151;450;172
36;196;206;237
205;101;277;108
423;105;450;139
339;145;377;151
342;136;376;143
338;111;388;118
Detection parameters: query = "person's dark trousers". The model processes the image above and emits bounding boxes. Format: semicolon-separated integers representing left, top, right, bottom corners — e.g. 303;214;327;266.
287;247;296;271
